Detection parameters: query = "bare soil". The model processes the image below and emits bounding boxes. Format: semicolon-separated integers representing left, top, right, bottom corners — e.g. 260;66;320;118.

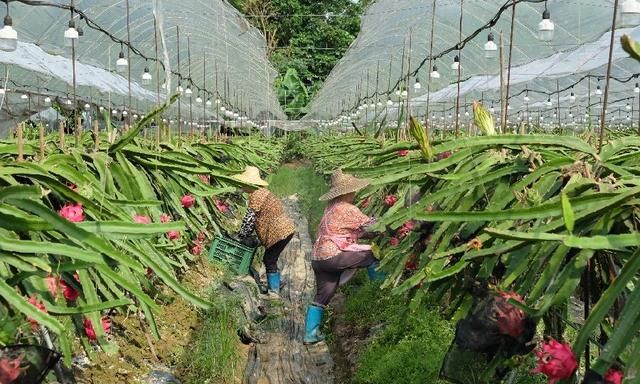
73;256;233;384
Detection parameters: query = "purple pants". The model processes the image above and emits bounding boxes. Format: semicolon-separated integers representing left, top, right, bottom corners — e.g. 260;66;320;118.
311;251;376;306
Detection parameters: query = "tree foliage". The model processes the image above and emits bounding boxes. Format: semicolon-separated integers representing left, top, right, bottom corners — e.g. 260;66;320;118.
230;0;372;117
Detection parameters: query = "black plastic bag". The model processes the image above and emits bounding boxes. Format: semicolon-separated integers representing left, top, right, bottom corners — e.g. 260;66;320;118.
0;344;61;384
440;285;536;384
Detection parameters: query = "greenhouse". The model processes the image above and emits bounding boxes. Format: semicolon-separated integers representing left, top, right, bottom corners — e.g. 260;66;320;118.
0;0;639;383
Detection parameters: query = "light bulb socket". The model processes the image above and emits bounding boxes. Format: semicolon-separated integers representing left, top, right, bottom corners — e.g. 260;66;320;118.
4;15;12;27
542;9;551;20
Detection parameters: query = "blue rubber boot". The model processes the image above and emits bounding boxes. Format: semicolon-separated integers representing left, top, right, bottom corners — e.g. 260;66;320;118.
266;272;281;293
367;261;386;282
303;304;325;345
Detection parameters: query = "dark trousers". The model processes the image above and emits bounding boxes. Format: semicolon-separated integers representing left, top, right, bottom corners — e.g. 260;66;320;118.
263;234;294;273
311;251;376;306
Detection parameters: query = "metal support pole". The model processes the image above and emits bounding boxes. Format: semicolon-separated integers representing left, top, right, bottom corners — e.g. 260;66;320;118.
599;0;620;153
176;26;181;141
126;0;132;127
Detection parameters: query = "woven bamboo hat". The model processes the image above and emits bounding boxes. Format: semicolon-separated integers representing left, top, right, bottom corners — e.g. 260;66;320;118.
232;166;269;187
319;169;369;201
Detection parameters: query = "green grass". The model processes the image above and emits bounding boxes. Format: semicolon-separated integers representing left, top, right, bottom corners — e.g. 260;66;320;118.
267;163;328;238
177;290;244;384
336;280;546;384
336;281;453;384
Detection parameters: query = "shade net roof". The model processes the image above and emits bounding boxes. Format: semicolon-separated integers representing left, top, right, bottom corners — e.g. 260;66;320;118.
0;0;285;137
304;0;640;130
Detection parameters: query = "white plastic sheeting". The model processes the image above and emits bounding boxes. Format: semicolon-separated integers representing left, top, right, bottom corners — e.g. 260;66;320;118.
305;0;638;127
0;0;285;131
0;42;156;100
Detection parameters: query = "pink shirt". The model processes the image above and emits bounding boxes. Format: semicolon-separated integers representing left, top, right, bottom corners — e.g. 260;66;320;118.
311;201;373;261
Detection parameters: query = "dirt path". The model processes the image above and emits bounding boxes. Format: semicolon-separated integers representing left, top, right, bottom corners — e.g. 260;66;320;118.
244;196;334;384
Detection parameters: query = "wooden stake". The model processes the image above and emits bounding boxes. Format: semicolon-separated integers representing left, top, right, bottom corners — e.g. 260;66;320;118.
17;123;23;162
39;123;45;159
76;116;82;147
93;120;100;151
59;121;65;151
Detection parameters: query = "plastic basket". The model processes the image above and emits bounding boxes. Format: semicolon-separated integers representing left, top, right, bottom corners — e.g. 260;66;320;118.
208;236;255;275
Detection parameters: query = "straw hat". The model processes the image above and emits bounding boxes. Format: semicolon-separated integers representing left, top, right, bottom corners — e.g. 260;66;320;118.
319;169;369;201
232;166;269;187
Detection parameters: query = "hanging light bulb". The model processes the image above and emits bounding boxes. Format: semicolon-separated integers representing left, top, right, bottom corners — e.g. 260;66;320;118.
133;113;139;120
196;95;203;103
99;106;104;112
524;92;530;102
484;32;498;59
414;77;422;90
206;98;212;106
546;97;552;106
620;0;640;27
220;106;226;112
64;19;79;47
142;66;152;85
570;89;576;102
357;105;363;111
112;109;118;116
386;99;393;106
185;86;193;97
122;110;128;117
464;110;469;117
116;46;128;74
176;83;184;93
401;89;408;97
65;98;72;105
430;65;440;79
84;103;90;110
44;96;51;105
215;98;221;104
20;93;27;100
451;55;460;72
489;105;495;113
507;104;511;110
626;102;632;111
0;3;18;52
538;8;555;42
635;83;640;94
596;84;602;96
369;101;376;109
377;100;383;107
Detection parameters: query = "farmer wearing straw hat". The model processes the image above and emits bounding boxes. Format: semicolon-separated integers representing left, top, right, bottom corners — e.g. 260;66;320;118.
303;169;384;345
232;166;296;294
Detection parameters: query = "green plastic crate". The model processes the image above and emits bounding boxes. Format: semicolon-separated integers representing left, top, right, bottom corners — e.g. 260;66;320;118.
208;236;255;275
